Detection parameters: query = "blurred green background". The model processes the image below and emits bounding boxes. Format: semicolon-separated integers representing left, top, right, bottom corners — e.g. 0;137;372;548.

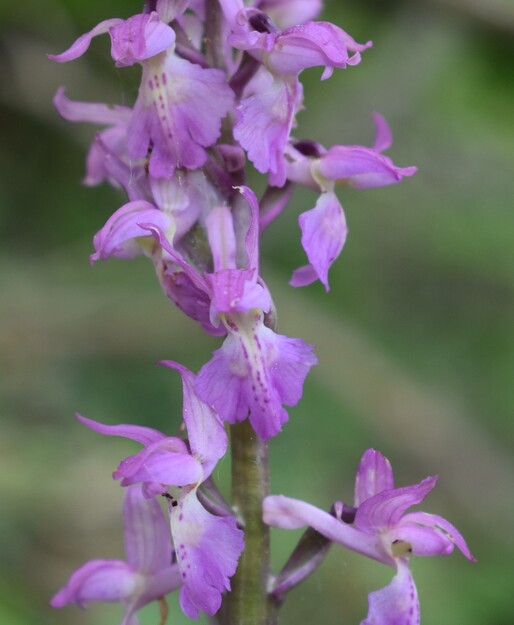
1;0;513;623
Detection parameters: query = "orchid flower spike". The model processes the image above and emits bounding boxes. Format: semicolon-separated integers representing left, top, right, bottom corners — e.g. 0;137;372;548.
264;448;475;625
51;484;181;625
75;362;244;619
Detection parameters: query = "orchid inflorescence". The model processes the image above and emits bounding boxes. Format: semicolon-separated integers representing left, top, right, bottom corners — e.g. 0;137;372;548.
49;1;474;624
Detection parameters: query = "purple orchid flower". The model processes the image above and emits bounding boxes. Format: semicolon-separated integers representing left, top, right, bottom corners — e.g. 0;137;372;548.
49;10;234;178
264;448;475;625
54;88;218;250
285;114;417;290
128;186;316;439
193;187;317;439
51;484;181;625
219;0;371;186
75;362;244;619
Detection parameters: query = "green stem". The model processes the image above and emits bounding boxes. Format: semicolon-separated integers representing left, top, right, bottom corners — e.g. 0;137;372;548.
223;420;273;625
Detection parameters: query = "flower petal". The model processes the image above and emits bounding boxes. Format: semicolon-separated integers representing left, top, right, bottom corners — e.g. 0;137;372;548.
170;491;244;618
260;0;323;29
51;560;137;608
238;185;260;270
115;444;203;488
259;182;295;231
354;449;395;507
398;512;475;561
109;13;175;67
123;484;173;573
194;332;251;425
390;523;453;557
196;313;316;439
371;112;393;153
263;495;387;564
294;191;347;291
142;224;208;293
355;477;438;534
128;51;234;177
289;264;319;288
48;18;123;63
158;361;227;477
205;205;238;272
318;146;417;189
90;201;172;263
87;129;148;199
234;69;302;187
267;332;317;407
157;266;225;336
361;560;420;625
266;22;359;77
218;0;245;27
76;413;167;446
205;270;271;322
157;0;191;22
53;87;132;125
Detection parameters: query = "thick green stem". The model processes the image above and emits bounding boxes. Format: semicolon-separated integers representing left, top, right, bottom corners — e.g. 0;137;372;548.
223;420;273;625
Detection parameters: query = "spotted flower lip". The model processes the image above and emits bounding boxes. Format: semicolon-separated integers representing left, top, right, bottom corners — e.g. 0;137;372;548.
75;362;244;619
264;448;475;625
51;484;181;624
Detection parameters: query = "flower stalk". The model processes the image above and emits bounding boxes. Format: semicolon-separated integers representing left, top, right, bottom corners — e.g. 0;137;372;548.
223;420;272;625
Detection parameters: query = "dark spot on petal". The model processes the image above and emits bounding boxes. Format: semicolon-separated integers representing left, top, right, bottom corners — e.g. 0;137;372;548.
294;140;323;158
249;12;275;34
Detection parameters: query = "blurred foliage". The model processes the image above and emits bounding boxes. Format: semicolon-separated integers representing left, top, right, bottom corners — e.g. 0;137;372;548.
0;1;513;624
